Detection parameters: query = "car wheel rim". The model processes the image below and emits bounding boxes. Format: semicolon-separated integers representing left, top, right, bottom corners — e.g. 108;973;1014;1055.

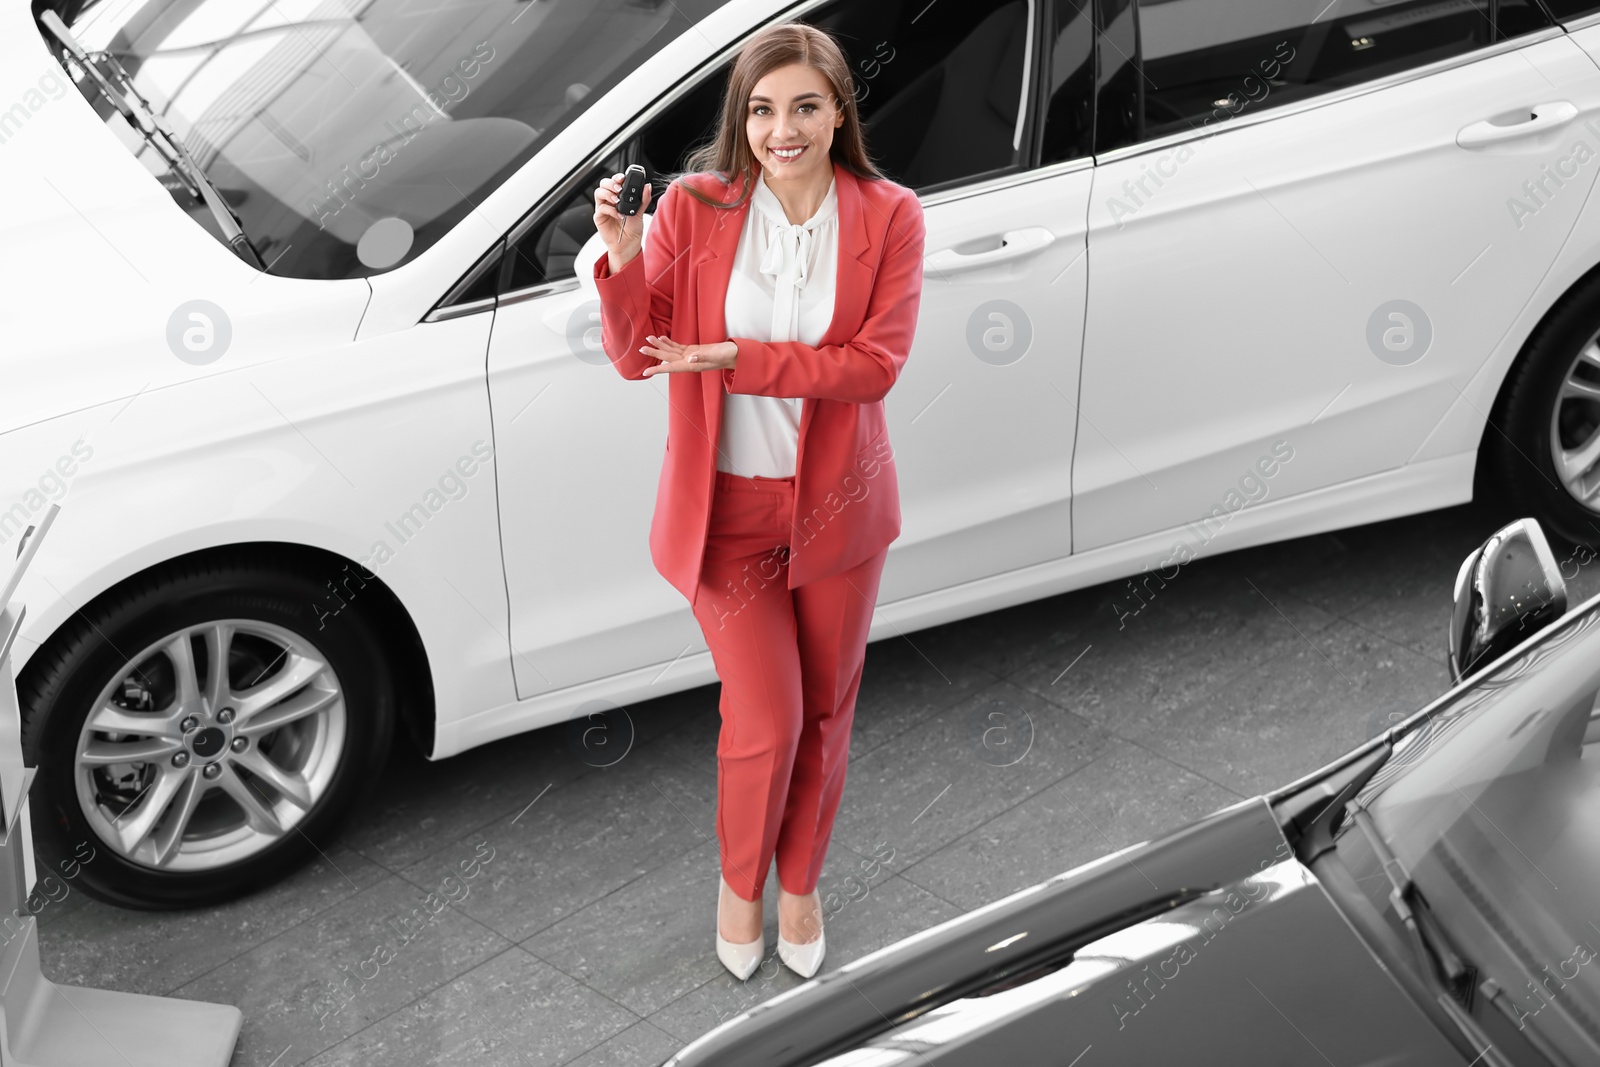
73;619;347;872
1549;330;1600;512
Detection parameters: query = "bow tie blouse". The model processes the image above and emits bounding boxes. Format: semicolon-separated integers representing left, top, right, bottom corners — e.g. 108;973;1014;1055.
716;170;839;477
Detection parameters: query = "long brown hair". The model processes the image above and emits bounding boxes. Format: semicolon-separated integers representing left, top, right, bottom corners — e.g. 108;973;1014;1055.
675;23;887;209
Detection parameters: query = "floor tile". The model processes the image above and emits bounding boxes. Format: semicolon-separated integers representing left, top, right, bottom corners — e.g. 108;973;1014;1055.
340;728;597;873
905;586;1104;685
642;701;719;784
171;874;513;1066
398;744;716;943
562;1019;685;1067
35;843;386;996
521;841;726;1018
1115;619;1450;796
303;947;636;1067
900;739;1241;911
1340;557;1461;663
1009;573;1340;735
1246;503;1498;623
846;634;1007;761
827;680;1113;870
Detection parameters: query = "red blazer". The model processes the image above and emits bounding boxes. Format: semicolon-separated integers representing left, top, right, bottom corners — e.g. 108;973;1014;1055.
593;164;926;609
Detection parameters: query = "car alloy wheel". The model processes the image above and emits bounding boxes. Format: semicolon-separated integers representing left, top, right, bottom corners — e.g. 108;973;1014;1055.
18;549;397;909
74;619;346;872
1547;327;1600;513
1482;274;1600;551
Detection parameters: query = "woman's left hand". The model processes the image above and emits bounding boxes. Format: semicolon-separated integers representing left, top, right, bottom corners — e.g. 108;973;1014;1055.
640;336;737;376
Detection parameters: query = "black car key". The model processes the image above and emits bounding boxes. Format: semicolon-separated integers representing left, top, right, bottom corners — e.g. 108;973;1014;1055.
618;164;648;217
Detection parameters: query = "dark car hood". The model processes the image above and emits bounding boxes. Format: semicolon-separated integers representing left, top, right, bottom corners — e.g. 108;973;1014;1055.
666;797;1458;1066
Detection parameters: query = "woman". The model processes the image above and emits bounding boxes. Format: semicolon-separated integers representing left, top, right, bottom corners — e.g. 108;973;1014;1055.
590;22;925;981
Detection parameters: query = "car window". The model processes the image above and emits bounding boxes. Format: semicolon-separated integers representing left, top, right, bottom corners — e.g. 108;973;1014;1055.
493;0;1042;298
41;0;731;281
447;241;504;310
635;0;1044;192
808;0;1035;192
1040;0;1097;166
1129;0;1551;146
501;151;626;297
1541;0;1600;21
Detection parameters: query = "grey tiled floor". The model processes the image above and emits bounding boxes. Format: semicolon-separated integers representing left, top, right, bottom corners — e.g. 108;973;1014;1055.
32;502;1600;1066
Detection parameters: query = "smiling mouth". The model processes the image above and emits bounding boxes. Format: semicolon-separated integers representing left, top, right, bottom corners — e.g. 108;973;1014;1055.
770;145;807;162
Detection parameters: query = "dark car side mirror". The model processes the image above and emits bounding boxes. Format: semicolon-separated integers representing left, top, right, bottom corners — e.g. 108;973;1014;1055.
1448;517;1566;683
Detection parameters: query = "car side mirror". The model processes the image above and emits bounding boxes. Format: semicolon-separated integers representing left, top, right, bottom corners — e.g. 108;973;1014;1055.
1448;517;1566;683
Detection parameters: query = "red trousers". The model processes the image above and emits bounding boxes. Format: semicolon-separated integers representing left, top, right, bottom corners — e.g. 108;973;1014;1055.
691;470;889;903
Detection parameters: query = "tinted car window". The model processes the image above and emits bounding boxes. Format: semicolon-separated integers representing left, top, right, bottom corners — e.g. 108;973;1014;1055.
1091;0;1141;155
500;0;1042;294
42;0;730;281
1132;0;1550;145
452;241;503;307
503;152;625;295
1041;0;1097;165
638;0;1041;190
1542;0;1600;20
810;0;1034;191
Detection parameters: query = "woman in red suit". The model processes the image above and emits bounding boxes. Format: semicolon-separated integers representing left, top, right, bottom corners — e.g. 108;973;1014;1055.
590;22;925;981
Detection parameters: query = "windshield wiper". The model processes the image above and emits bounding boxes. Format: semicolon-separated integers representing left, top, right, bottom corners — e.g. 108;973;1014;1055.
1346;802;1471;990
37;10;266;270
1344;800;1575;1067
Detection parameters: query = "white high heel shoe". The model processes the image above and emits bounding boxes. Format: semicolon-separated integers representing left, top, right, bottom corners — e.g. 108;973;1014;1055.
777;926;825;978
777;891;826;978
715;878;763;981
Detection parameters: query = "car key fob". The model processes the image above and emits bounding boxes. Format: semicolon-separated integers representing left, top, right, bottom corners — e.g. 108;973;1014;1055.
618;164;648;217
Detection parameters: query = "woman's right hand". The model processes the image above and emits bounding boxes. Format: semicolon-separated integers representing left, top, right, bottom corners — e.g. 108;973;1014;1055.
594;173;654;271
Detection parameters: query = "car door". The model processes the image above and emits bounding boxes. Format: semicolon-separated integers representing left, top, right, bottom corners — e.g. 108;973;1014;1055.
1072;0;1600;554
819;0;1093;602
481;143;687;700
483;0;1097;701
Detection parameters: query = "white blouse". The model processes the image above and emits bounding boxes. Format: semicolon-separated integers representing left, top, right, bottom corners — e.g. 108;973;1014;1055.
716;170;839;477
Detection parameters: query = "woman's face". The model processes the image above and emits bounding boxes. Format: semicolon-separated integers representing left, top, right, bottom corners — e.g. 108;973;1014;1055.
745;62;845;184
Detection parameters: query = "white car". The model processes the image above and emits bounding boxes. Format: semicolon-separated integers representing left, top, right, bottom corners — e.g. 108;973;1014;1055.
7;0;1600;908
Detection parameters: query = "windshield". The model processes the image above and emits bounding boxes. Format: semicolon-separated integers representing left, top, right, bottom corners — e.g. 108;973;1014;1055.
39;0;729;279
1344;606;1600;1059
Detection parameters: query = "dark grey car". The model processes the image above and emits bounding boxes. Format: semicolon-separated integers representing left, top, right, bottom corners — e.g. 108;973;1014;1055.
664;518;1598;1066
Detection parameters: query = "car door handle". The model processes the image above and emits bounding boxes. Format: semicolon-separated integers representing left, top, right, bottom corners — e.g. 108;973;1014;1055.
924;227;1055;274
1457;101;1579;148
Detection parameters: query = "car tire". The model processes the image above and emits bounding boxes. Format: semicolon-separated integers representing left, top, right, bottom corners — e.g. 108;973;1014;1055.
1484;274;1600;553
17;549;394;910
